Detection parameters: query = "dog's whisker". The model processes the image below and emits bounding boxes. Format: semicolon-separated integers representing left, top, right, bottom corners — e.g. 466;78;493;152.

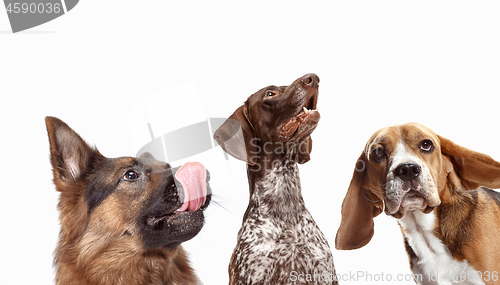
208;195;233;213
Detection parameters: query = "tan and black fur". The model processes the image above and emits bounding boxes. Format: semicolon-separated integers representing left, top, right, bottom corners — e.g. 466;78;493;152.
46;117;210;285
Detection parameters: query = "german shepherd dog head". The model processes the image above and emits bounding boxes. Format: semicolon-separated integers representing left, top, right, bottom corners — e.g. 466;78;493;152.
45;117;211;285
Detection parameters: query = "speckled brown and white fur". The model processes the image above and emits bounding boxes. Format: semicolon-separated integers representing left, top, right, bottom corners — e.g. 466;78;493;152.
229;161;337;285
214;74;337;285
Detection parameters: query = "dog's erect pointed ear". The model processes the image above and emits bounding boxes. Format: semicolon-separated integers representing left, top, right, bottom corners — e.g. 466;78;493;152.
214;103;258;165
297;137;312;164
45;117;103;187
336;153;383;250
439;135;500;190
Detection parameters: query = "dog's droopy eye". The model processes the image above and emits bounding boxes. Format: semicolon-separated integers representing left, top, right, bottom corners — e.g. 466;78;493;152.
420;140;434;152
265;91;277;98
371;147;386;162
124;171;139;181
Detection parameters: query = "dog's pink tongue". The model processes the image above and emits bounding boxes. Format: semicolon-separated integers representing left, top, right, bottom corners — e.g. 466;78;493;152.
175;162;207;212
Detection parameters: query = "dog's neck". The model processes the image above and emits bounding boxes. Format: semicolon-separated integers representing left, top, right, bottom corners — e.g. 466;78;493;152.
56;243;199;285
246;159;307;225
399;210;484;285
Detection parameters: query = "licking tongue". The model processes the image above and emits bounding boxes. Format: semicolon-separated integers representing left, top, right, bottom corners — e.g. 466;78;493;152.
174;162;208;212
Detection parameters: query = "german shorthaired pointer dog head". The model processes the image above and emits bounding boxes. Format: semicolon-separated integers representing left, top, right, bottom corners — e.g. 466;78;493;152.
214;73;320;169
215;74;337;284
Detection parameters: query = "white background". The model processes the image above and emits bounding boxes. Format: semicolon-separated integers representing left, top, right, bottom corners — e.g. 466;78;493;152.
1;1;500;284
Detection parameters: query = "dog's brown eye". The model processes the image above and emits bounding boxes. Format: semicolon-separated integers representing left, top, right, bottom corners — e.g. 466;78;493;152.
371;148;386;162
124;171;139;181
420;140;434;152
265;91;276;98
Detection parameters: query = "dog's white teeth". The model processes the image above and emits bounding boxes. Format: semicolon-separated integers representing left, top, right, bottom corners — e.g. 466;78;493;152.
302;106;317;113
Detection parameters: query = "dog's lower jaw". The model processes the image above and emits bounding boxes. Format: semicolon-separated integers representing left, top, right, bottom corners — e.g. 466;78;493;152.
384;179;441;219
279;109;320;139
390;205;435;219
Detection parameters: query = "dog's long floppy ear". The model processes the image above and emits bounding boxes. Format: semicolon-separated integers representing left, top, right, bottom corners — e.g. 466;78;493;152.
336;153;383;250
439;135;500;190
46;117;103;188
214;102;258;165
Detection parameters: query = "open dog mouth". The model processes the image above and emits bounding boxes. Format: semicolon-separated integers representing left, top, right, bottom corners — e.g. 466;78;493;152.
146;197;211;227
393;190;429;218
279;94;319;137
400;190;427;210
175;162;209;212
146;162;211;227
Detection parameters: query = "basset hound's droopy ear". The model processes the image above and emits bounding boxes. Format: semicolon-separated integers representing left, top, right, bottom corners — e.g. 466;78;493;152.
438;135;500;190
214;102;258;165
336;152;383;250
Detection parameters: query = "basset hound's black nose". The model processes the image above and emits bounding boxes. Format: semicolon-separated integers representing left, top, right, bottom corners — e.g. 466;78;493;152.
394;162;422;181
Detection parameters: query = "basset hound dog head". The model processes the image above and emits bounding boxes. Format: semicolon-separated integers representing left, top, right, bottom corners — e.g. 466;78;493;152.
336;122;500;250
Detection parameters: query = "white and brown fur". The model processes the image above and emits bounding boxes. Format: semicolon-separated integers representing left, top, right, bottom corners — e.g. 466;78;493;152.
336;122;500;285
215;74;337;284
